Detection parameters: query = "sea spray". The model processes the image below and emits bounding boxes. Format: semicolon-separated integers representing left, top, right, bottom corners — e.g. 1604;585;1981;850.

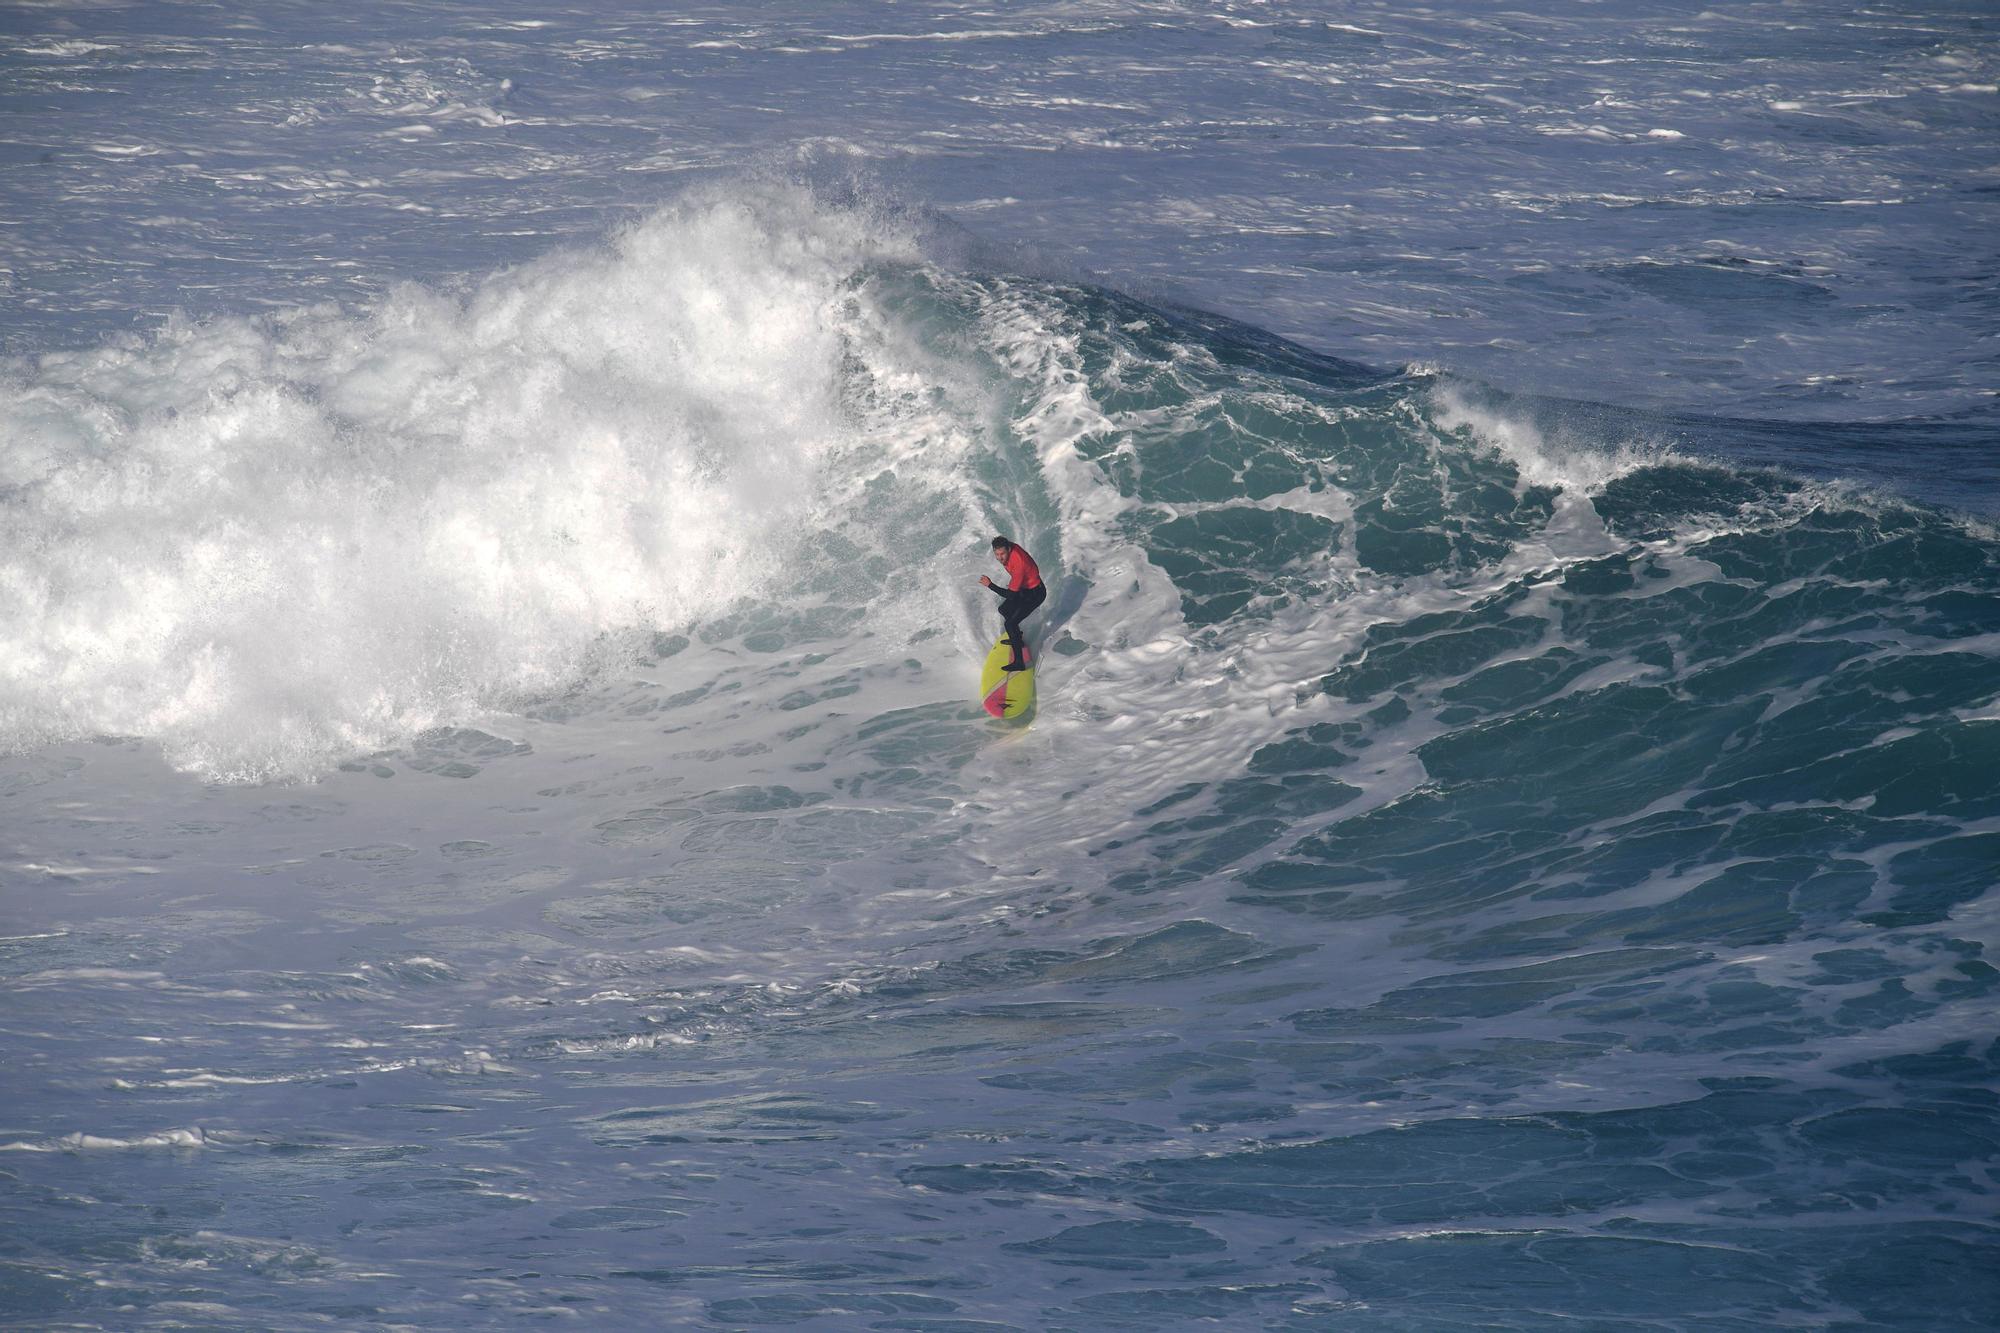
0;186;944;779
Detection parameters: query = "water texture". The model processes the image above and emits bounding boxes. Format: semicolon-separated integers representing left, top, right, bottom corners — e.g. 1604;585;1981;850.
2;4;1997;1330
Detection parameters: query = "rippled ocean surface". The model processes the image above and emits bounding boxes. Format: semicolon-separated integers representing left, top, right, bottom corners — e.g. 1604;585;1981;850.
3;4;1997;1329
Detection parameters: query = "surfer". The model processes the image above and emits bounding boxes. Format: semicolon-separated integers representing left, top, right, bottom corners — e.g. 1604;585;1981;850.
980;535;1045;671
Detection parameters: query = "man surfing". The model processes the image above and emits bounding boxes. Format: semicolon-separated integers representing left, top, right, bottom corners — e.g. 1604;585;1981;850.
979;535;1045;672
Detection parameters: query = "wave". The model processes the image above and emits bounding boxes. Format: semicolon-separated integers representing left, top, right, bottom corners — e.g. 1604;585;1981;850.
4;187;1997;862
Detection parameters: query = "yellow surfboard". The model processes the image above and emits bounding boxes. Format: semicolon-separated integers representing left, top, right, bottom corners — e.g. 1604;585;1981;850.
979;636;1035;720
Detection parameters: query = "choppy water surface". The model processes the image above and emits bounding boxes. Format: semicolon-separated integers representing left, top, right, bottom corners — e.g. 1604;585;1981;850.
6;0;1997;422
3;4;1998;1330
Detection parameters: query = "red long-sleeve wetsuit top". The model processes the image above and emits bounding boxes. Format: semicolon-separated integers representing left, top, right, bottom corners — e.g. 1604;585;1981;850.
1003;545;1042;592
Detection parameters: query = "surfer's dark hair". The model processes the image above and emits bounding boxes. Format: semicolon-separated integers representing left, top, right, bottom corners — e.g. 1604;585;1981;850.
991;536;1012;551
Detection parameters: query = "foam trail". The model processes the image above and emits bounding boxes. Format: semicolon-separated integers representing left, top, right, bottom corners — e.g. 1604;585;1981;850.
0;185;921;780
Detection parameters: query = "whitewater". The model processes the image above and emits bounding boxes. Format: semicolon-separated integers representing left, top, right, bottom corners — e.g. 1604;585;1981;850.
3;4;1997;1329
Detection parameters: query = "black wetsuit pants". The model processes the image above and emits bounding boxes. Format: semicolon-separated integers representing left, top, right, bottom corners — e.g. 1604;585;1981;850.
998;584;1046;662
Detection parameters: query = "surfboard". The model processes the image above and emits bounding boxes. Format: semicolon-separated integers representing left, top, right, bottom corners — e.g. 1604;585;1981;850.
979;636;1035;720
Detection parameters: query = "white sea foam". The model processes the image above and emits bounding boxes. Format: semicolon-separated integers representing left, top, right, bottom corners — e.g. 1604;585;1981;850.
0;186;927;781
1429;382;1676;495
0;1127;211;1152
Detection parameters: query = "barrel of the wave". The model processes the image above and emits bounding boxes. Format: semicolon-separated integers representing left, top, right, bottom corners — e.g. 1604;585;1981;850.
978;536;1045;721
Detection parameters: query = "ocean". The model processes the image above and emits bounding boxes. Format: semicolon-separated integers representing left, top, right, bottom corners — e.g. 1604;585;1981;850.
2;3;1997;1328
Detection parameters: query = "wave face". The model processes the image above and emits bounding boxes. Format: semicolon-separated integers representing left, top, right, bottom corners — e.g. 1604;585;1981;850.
4;192;1999;1328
